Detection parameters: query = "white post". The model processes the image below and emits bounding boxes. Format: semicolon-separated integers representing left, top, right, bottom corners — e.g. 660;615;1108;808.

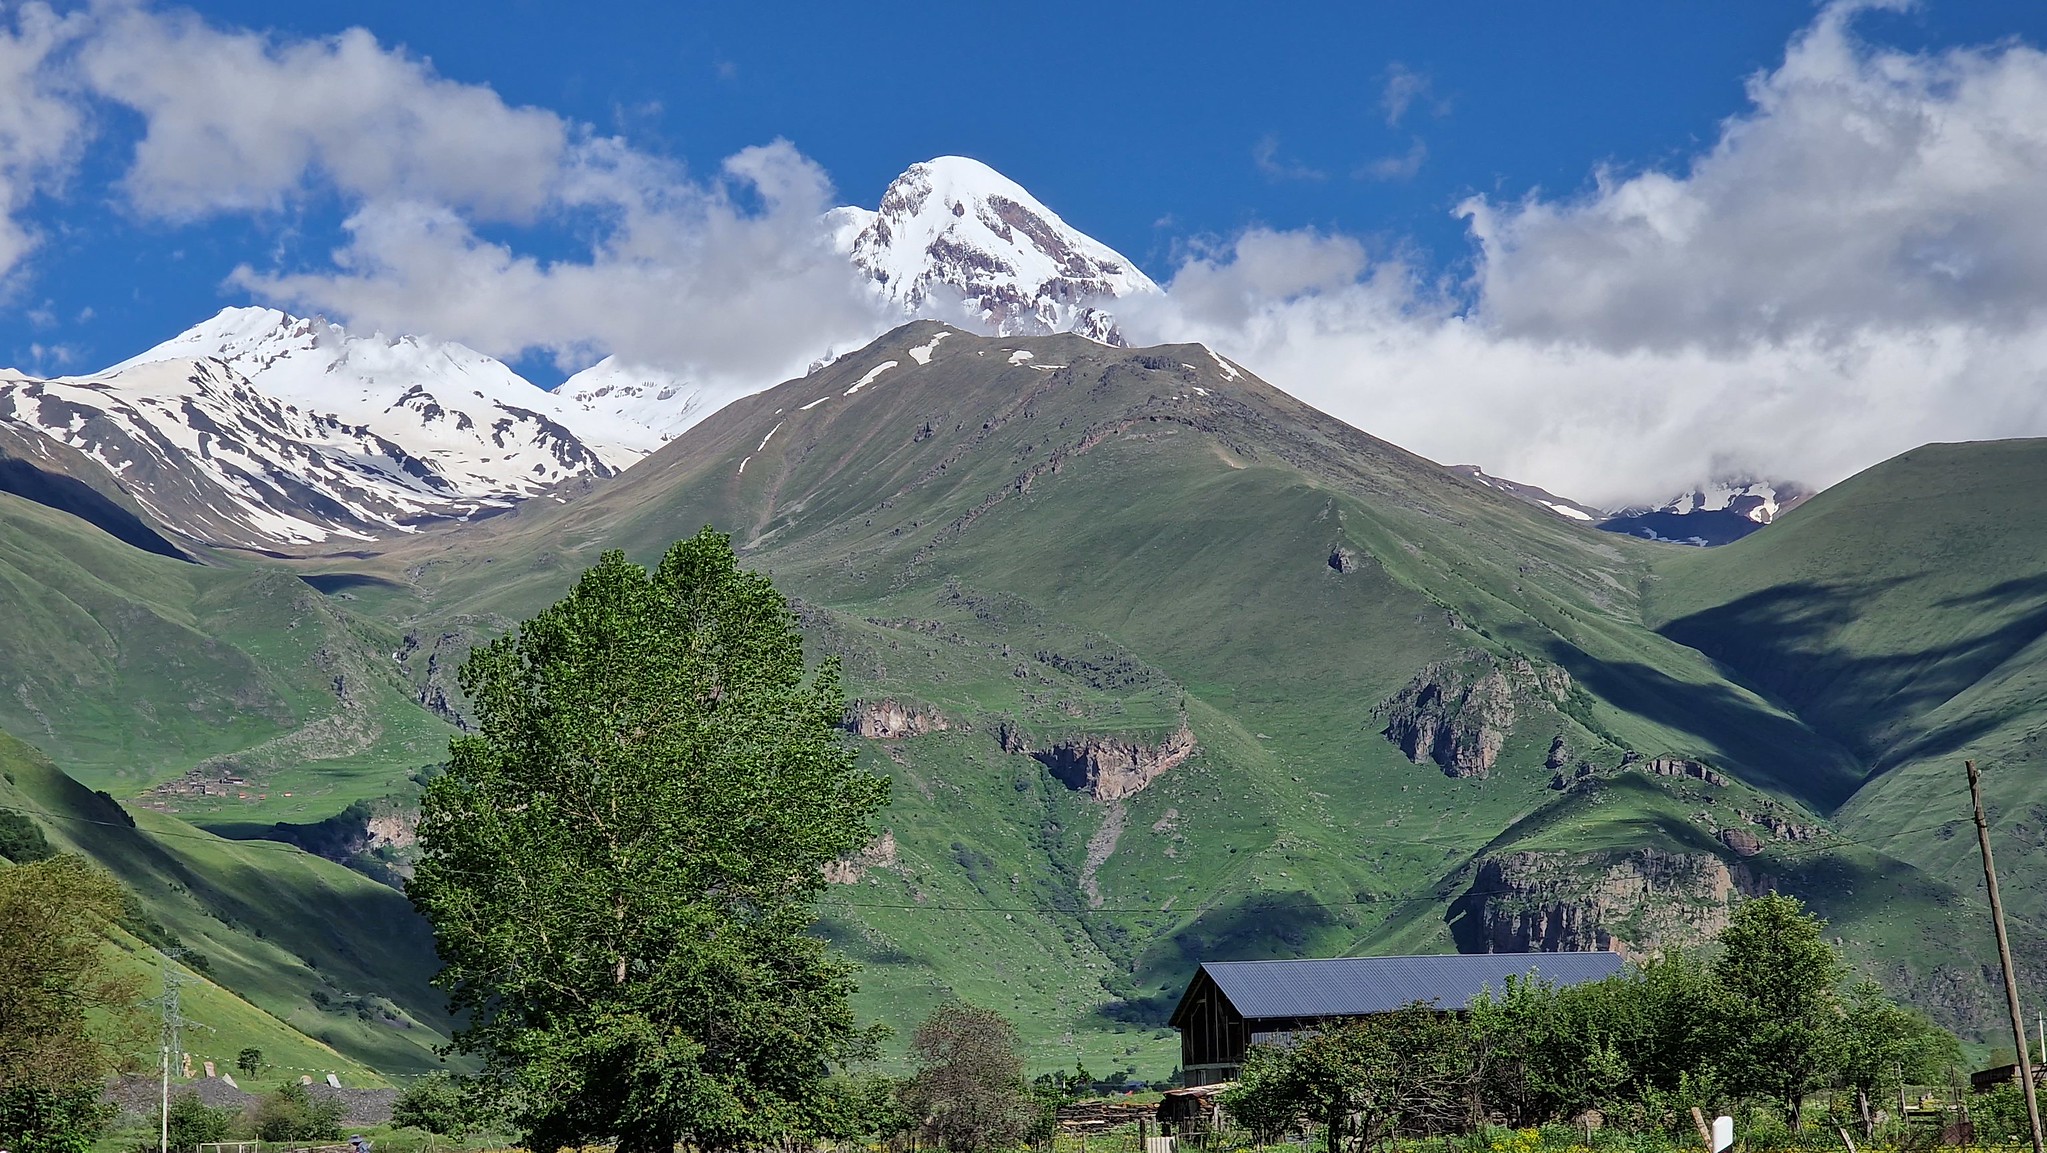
159;1045;170;1153
1712;1115;1734;1153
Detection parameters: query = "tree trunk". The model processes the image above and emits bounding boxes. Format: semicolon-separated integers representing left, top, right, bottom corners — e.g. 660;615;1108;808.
1859;1088;1874;1139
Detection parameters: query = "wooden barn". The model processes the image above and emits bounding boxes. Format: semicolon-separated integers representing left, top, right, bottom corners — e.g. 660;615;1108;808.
1167;952;1625;1087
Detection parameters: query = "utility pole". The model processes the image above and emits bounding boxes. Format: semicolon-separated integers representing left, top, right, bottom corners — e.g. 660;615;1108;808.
1968;760;2044;1153
144;949;204;1153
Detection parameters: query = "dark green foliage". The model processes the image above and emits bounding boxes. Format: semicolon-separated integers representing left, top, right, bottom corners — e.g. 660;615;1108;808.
1973;1083;2035;1146
248;1083;344;1143
0;855;139;1153
391;1072;479;1138
1838;978;1958;1126
407;528;890;1153
0;811;51;862
157;1092;235;1153
901;1003;1035;1153
0;1085;112;1153
234;1048;262;1077
1471;952;1730;1126
1223;1004;1469;1153
801;1074;911;1143
1715;894;1846;1125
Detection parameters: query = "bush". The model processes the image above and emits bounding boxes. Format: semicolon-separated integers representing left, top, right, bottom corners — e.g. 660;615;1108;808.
0;1084;113;1153
0;811;52;862
156;1093;235;1153
392;1073;477;1139
247;1083;344;1143
1972;1083;2033;1147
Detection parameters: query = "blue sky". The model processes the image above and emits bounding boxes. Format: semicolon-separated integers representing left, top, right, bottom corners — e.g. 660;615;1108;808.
8;1;2047;501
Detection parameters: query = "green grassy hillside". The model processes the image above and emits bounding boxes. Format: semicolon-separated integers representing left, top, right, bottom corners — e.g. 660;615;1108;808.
339;323;1974;1070
0;486;452;815
0;730;451;1075
1647;438;2047;937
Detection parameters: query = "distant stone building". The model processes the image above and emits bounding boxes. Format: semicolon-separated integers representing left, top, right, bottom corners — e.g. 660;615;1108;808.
1167;952;1625;1087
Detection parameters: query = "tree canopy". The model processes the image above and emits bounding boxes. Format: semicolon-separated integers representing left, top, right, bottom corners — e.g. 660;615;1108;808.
0;854;141;1153
901;1003;1035;1153
406;528;890;1153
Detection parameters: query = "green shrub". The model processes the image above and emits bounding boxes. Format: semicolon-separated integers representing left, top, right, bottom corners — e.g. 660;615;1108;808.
155;1092;235;1153
0;1084;112;1153
247;1083;343;1143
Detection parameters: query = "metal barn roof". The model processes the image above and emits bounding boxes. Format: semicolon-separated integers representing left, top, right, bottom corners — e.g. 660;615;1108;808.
1194;952;1624;1020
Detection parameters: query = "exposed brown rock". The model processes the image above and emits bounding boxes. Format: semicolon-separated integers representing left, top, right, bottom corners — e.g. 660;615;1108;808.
1032;722;1196;801
1738;809;1825;842
824;831;899;884
1638;756;1729;787
843;698;949;739
1460;847;1763;958
1328;546;1362;573
1718;827;1766;857
1379;657;1516;778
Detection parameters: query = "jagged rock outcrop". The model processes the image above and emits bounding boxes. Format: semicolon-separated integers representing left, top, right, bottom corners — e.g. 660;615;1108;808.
1029;722;1196;801
843;698;949;739
1631;754;1729;787
1379;652;1571;778
1737;809;1825;842
824;831;899;884
1328;546;1362;573
1457;848;1762;958
1718;827;1766;857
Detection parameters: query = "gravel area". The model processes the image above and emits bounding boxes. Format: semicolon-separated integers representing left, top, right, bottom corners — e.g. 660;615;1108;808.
104;1076;398;1127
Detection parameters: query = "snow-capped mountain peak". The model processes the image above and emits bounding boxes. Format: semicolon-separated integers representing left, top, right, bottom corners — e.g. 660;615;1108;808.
553;356;709;453
834;156;1160;342
1642;479;1808;525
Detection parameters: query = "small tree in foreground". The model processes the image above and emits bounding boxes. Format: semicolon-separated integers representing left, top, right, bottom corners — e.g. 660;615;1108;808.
901;1004;1034;1153
406;529;891;1153
1224;1004;1468;1153
0;856;140;1153
248;1083;344;1144
159;1093;234;1153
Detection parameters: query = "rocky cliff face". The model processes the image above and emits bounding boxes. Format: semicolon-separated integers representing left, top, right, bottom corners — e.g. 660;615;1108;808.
1028;722;1196;801
1379;652;1571;778
843;698;950;739
1456;848;1762;958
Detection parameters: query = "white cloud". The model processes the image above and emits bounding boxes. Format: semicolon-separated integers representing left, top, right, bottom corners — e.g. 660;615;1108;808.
0;3;88;287
67;4;886;391
1380;63;1434;128
1462;1;2047;350
79;5;566;221
234;142;888;391
1252;134;1325;182
1126;2;2047;507
1358;138;1427;182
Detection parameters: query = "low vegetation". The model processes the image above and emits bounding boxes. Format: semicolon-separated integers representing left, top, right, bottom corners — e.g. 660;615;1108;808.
1224;897;1958;1152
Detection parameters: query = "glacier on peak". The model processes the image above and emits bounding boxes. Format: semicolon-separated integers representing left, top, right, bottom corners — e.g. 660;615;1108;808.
834;156;1161;342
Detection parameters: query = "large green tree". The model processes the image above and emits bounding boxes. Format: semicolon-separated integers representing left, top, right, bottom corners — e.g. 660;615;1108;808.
407;529;891;1153
1714;893;1843;1128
